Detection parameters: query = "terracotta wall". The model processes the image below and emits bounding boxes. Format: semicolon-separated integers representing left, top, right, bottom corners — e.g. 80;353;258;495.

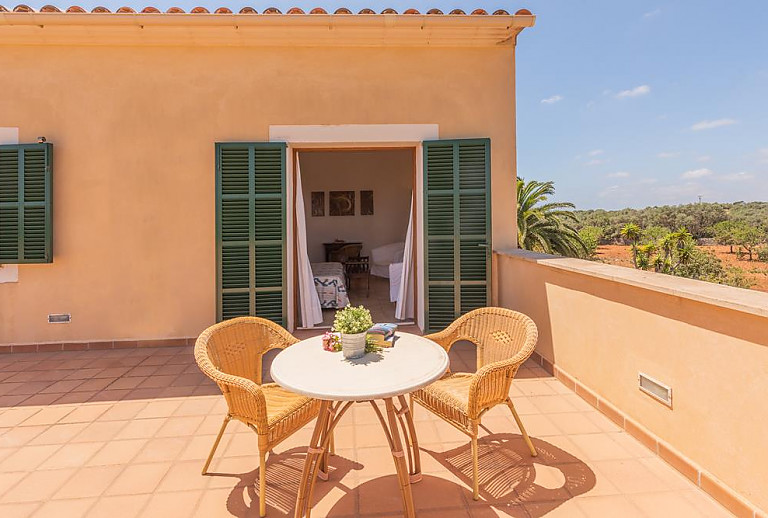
0;44;516;345
299;149;412;263
497;249;768;512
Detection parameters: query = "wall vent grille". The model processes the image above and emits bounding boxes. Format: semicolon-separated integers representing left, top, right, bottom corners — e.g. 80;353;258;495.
48;313;71;324
638;372;672;407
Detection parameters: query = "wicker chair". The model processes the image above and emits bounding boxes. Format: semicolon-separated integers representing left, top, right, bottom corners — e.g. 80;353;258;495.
411;307;539;500
194;317;321;517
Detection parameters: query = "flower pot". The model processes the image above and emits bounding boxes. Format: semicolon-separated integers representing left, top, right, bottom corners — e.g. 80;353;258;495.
341;332;366;359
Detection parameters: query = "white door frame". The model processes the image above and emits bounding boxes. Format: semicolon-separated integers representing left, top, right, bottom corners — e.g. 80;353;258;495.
269;124;439;331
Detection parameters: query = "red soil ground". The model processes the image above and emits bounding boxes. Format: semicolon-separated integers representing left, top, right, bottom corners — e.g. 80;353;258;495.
595;244;768;293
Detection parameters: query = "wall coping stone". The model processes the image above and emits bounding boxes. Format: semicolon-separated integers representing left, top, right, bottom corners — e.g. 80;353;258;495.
496;248;768;319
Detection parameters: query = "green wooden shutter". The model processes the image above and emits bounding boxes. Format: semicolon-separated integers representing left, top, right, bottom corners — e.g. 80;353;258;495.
216;142;286;325
0;143;53;264
424;139;491;332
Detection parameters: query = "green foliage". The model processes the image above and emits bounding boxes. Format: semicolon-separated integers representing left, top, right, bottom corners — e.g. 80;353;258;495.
332;305;373;334
712;220;738;251
635;228;695;275
677;250;753;289
574;202;768;241
642;225;671;244
757;247;768;263
625;227;753;289
620;223;642;267
517;178;587;257
731;223;765;261
578;226;603;258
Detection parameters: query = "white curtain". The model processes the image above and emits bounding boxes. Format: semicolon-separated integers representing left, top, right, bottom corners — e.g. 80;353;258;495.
296;157;323;327
395;196;415;320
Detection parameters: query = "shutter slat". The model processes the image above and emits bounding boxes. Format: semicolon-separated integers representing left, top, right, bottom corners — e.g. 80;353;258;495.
22;206;46;260
23;148;46;202
0;143;52;263
0;149;19;203
222;292;250;320
424;139;490;332
217;143;285;325
0;207;19;260
427;285;455;329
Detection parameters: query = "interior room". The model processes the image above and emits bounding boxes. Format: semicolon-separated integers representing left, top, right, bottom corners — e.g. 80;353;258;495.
295;149;414;328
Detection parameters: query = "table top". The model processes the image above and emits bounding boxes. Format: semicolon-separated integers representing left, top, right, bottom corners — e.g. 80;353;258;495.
270;333;449;401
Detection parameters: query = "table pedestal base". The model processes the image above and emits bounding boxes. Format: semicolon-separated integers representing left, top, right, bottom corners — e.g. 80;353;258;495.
294;395;421;518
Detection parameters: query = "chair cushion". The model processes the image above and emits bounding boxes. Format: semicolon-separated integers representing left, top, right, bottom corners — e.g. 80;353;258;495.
413;372;473;429
262;383;319;428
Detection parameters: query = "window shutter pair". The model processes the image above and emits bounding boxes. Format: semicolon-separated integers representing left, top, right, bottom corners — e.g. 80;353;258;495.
0;143;53;264
216;143;286;325
424;139;491;332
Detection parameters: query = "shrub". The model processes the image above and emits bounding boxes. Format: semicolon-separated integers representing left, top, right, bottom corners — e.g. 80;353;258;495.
757;247;768;262
578;226;603;258
332;305;373;334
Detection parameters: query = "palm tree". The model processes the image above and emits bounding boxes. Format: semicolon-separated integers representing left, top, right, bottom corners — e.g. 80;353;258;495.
620;223;642;267
516;178;587;257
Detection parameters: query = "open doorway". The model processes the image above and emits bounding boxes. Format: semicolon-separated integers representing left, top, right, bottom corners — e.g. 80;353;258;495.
293;148;416;328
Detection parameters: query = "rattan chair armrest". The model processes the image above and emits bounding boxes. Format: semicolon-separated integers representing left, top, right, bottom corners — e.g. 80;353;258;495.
423;330;457;353
196;355;269;430
467;348;532;418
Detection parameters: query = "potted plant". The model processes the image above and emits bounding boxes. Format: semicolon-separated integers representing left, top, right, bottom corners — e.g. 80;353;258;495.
333;305;374;359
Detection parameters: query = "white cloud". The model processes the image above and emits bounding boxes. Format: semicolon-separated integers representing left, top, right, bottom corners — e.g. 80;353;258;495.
607;171;631;178
588;149;604;157
643;8;661;18
599;185;621;197
719;172;755;182
541;95;563;105
690;118;737;131
654;183;705;202
681;168;713;179
758;148;768;164
585;159;609;166
696;155;712;162
657;152;680;158
615;85;651;99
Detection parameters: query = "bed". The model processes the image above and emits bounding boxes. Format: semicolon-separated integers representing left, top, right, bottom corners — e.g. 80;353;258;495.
311;262;350;309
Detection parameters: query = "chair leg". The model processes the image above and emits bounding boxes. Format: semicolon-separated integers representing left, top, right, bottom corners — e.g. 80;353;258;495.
202;415;231;475
506;398;537;457
259;449;267;517
470;431;479;500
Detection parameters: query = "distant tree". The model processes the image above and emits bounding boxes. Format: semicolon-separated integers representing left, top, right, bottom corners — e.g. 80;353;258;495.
642;225;671;244
732;223;765;261
620;223;642;267
712;220;738;253
578;226;603;258
635;228;695;274
516;178;587;257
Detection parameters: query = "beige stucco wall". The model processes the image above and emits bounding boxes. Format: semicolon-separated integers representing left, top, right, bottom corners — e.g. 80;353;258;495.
299;149;412;263
0;43;517;345
497;250;768;511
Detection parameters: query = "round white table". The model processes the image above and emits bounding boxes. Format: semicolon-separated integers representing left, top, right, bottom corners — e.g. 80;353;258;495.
271;332;449;518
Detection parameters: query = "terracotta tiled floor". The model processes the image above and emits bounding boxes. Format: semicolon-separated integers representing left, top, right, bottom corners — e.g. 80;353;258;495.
0;344;733;517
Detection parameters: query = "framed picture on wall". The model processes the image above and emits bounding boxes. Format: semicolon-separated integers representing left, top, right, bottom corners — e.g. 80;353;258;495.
311;192;325;217
329;191;355;216
360;190;374;215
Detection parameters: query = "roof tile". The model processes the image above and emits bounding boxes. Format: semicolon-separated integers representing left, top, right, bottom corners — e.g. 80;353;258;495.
0;5;533;17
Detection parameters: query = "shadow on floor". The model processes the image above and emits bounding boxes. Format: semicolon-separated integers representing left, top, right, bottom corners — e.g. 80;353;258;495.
208;447;363;517
423;433;596;517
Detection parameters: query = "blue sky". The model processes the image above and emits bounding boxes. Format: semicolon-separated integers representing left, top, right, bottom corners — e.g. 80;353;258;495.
24;0;768;209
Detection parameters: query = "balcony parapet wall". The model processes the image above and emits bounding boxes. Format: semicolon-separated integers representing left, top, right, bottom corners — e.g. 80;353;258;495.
496;248;767;517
